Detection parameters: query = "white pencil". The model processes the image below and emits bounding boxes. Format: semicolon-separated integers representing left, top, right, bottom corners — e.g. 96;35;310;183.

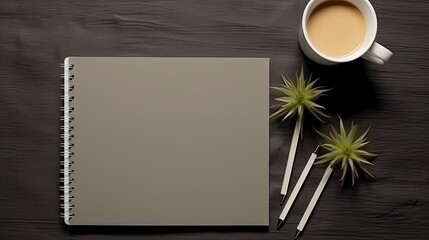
295;166;333;239
280;119;301;205
277;145;319;230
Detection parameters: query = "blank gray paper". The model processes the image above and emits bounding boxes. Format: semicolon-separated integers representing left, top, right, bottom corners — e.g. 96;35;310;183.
64;57;269;226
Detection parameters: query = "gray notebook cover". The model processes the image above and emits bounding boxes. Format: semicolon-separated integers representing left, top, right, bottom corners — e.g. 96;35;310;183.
61;57;269;226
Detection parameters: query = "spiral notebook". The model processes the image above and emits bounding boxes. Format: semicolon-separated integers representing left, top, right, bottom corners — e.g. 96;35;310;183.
60;57;269;226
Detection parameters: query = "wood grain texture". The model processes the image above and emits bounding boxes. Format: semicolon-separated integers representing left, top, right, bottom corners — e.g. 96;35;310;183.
1;0;428;239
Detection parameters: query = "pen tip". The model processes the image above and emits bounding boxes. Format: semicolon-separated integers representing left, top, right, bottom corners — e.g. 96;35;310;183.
314;145;320;153
294;230;302;240
280;195;286;206
276;219;284;230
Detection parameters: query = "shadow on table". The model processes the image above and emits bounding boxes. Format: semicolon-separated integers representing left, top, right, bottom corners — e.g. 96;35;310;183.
65;225;268;234
301;52;380;118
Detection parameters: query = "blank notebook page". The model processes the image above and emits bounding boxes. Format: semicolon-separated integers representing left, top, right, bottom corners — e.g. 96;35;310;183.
64;57;269;226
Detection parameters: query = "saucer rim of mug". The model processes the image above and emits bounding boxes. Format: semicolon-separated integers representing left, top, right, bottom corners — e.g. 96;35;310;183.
301;0;378;63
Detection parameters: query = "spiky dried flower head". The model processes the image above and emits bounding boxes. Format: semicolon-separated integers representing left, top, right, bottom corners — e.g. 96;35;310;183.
270;67;329;135
315;117;378;186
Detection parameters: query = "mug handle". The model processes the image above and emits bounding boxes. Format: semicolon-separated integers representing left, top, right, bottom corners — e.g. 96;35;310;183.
361;42;393;64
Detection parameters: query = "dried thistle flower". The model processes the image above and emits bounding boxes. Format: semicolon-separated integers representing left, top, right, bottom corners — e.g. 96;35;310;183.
315;117;378;186
270;66;329;136
271;67;330;201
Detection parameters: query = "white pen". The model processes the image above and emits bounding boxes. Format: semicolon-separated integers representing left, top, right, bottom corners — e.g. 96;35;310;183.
294;166;333;239
280;120;301;205
277;145;319;230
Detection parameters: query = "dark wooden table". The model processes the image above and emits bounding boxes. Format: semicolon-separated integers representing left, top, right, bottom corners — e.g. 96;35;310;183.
1;0;428;239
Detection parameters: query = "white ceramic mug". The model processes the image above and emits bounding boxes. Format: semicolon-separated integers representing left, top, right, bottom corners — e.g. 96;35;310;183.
298;0;393;65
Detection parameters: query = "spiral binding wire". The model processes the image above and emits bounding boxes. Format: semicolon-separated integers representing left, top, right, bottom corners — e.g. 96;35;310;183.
60;61;75;223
